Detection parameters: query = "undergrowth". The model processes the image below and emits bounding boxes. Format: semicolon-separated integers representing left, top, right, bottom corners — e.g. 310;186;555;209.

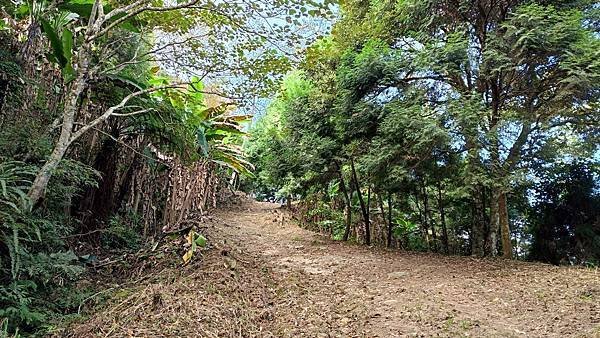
0;159;102;335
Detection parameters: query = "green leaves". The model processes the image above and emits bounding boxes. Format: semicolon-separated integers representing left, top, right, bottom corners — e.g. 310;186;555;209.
182;229;207;265
60;28;75;82
40;19;66;66
105;73;148;91
40;12;76;83
212;150;255;178
0;161;35;217
194;234;207;247
58;0;101;19
58;0;142;32
134;73;254;176
248;0;599;255
38;0;147;83
0;19;9;31
196;127;210;157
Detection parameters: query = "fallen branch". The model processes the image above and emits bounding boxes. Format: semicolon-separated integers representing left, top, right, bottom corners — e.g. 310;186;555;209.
61;228;108;239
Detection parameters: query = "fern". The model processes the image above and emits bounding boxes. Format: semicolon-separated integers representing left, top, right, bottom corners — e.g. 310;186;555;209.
0;161;36;280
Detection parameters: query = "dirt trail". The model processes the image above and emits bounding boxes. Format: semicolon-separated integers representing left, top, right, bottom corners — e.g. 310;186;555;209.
67;198;599;337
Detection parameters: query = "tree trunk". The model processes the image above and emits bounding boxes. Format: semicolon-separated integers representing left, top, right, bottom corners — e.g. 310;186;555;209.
421;178;436;252
499;193;512;258
28;45;91;205
366;185;372;245
464;135;487;257
488;189;500;257
18;21;43;76
471;186;486;257
339;168;352;242
0;79;8;117
377;192;386;245
351;158;370;245
413;186;428;244
387;193;393;248
230;171;239;191
437;182;449;254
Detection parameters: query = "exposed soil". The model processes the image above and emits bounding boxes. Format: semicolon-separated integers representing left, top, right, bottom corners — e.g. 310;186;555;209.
62;198;600;337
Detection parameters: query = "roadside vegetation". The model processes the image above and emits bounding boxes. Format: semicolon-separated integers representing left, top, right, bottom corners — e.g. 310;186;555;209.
246;0;599;263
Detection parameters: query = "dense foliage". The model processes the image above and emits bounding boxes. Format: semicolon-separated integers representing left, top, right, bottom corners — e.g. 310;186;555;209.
247;0;599;263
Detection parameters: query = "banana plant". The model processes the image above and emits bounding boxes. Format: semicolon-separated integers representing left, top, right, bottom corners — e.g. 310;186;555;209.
198;105;255;177
40;11;77;82
12;0;75;82
147;75;255;177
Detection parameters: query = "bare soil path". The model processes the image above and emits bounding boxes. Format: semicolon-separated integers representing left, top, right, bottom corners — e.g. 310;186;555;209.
67;198;600;337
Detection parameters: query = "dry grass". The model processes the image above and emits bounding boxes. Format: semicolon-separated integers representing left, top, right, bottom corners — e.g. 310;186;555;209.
58;198;600;338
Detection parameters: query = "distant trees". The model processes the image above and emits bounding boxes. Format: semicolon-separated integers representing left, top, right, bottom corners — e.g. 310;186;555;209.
247;0;599;262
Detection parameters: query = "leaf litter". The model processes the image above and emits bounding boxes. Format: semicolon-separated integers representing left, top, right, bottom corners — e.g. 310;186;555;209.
59;198;600;337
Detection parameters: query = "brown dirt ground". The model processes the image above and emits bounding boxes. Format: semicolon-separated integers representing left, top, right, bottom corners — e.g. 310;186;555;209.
61;198;600;337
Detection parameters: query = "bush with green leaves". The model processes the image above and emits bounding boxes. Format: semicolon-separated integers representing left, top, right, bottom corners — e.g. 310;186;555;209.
1;161;37;279
392;218;428;252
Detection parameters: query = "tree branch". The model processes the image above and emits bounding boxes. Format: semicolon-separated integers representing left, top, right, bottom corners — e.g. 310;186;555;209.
89;0;201;42
69;84;188;144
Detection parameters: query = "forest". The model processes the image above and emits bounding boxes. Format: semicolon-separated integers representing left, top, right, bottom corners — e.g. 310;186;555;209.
0;0;598;336
247;0;600;261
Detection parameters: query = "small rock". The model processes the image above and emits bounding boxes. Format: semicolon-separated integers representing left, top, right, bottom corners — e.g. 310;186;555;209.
383;299;399;306
387;271;409;279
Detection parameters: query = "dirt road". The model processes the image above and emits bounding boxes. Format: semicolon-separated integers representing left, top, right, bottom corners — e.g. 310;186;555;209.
67;199;600;337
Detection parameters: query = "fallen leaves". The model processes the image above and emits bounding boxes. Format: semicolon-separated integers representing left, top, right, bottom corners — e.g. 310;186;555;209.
63;198;600;338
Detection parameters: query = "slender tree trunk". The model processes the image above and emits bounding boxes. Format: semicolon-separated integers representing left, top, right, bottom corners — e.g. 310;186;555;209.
414;186;428;245
366;185;371;245
116;158;136;209
482;187;489;241
387;193;393;248
18;21;43;76
499;193;512;258
0;80;8;117
437;181;449;254
377;192;386;245
488;190;499;257
464;135;486;256
28;65;89;205
421;178;436;252
339;168;352;242
229;172;239;192
471;185;486;257
351;158;370;245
